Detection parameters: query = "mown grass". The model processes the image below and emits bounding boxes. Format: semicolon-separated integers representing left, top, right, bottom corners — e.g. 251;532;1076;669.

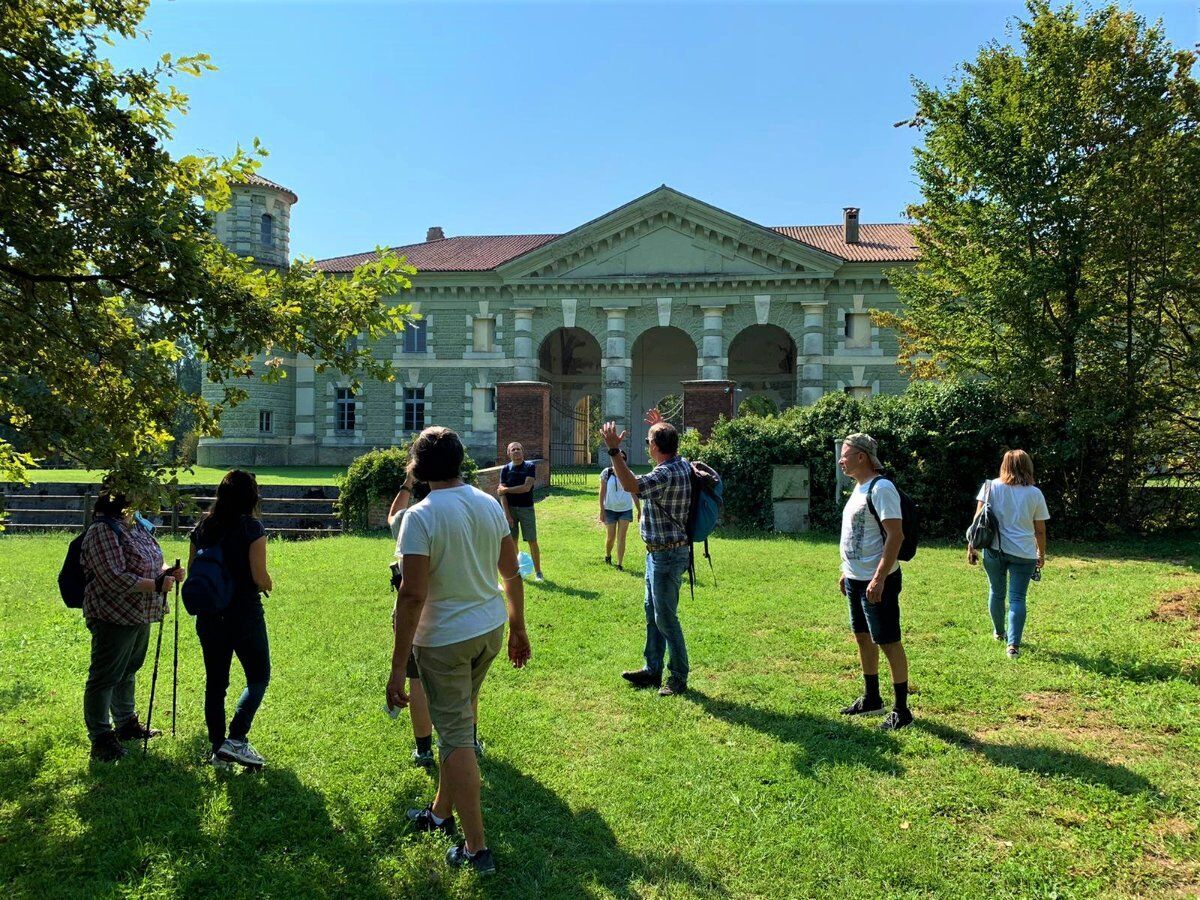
8;466;346;486
1;485;1198;898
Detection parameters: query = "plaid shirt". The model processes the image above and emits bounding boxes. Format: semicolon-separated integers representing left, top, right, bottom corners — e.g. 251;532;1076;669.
636;455;693;547
81;518;166;626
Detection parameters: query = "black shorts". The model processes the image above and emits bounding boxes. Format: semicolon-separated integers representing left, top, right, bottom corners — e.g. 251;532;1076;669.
846;568;903;645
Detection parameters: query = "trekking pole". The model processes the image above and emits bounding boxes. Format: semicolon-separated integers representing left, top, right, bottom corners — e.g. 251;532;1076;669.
171;557;180;738
144;595;166;756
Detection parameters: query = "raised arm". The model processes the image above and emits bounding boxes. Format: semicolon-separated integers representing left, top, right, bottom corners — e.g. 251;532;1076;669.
600;422;639;495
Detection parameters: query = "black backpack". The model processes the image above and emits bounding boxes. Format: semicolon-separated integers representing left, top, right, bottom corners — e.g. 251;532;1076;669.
58;518;122;608
864;475;920;562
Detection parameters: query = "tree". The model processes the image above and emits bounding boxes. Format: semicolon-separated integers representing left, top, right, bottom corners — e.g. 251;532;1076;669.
0;0;416;493
880;0;1200;528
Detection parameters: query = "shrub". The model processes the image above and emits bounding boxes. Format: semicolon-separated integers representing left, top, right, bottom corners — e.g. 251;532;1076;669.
337;441;477;531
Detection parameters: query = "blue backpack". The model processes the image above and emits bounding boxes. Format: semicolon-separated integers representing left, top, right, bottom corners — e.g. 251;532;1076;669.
181;542;233;615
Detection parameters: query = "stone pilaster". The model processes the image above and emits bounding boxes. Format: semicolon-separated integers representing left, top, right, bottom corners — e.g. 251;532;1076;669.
289;352;317;464
800;300;828;406
602;307;630;432
512;308;536;380
699;304;729;380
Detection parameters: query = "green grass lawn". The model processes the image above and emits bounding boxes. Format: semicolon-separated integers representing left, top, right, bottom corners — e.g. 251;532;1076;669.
9;466;346;486
2;486;1198;898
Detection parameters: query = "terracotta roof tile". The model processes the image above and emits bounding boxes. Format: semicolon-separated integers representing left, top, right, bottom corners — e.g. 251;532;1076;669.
772;224;918;262
237;173;298;203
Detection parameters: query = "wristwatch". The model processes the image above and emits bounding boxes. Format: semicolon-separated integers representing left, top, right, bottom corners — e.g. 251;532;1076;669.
607;446;620;456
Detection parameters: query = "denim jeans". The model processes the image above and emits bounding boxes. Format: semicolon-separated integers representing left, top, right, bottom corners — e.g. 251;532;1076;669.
644;546;691;681
196;611;271;752
83;620;151;740
982;548;1038;647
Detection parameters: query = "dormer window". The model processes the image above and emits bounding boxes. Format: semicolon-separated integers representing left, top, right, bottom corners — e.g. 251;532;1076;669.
260;213;274;248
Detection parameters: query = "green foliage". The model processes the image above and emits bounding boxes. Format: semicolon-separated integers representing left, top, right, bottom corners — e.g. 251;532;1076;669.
737;395;778;418
882;0;1200;530
337;443;478;531
0;0;417;498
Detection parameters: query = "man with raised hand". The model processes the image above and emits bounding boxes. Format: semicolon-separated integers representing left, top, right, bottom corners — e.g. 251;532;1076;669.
837;433;913;731
601;409;693;697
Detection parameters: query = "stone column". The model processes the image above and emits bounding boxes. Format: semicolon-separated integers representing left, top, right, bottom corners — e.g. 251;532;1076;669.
799;300;828;406
681;379;736;440
290;352;317;464
512;308;536;381
699;305;729;380
495;381;551;465
602;307;630;433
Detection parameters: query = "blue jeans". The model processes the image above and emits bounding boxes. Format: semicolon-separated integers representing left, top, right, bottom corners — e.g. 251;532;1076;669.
644;546;691;681
982;549;1037;647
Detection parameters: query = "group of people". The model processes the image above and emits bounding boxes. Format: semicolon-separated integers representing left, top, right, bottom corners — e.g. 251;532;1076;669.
73;411;1050;878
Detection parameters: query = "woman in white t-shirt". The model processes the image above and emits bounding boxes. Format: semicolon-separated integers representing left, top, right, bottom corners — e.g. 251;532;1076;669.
967;449;1050;658
598;450;641;570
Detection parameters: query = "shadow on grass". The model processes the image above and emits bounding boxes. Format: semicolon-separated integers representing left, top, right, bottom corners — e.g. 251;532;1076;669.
531;579;602;601
686;689;904;777
1039;648;1200;687
918;720;1156;797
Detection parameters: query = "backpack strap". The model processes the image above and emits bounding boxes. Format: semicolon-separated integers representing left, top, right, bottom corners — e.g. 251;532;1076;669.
864;475;887;541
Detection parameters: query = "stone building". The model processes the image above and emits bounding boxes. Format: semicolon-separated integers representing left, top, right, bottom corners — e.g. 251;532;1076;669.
198;180;917;468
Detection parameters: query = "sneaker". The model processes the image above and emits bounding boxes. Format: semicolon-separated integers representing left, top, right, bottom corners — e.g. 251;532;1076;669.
1007;645;1020;659
839;696;886;716
605;555;612;565
89;731;127;763
880;709;914;731
411;747;435;768
616;564;623;571
406;804;456;836
534;572;545;582
446;842;496;875
473;738;485;758
658;676;688;697
994;632;1005;642
114;717;161;742
621;668;662;689
207;750;233;771
216;738;265;768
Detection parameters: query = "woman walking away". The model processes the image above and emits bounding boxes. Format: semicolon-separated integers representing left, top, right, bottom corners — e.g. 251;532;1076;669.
598;450;640;570
968;450;1049;659
188;470;273;769
81;490;183;762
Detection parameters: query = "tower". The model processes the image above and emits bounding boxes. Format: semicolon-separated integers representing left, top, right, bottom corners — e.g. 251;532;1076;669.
211;173;297;270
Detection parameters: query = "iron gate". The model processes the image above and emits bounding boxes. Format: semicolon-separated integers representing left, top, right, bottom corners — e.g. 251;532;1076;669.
549;395;593;487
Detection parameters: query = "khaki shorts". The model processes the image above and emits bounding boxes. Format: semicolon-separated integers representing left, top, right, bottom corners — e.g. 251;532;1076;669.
509;505;537;543
414;624;504;760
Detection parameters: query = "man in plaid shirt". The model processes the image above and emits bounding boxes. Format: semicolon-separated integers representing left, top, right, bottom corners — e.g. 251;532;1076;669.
601;411;693;697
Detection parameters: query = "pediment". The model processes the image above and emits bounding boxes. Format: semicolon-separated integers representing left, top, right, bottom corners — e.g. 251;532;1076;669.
496;186;841;282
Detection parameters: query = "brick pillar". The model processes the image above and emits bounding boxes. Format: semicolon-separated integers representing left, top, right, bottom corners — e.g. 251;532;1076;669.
496;381;551;465
681;380;736;440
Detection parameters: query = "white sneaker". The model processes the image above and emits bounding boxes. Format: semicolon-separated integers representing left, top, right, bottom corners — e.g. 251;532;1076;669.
534;572;545;582
207;751;232;771
217;738;265;767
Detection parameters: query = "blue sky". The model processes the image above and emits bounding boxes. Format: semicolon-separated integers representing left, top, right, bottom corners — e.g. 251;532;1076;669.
110;0;1198;261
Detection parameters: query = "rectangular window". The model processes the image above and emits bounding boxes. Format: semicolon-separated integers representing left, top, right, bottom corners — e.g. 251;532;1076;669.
845;386;873;400
845;313;872;349
260;213;274;248
403;318;428;353
335;387;356;432
258;410;273;433
472;386;496;430
404;387;426;432
472;317;494;353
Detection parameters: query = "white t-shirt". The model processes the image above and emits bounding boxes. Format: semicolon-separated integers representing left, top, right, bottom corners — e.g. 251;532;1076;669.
398;484;509;648
976;479;1050;561
601;468;634;512
840;478;903;581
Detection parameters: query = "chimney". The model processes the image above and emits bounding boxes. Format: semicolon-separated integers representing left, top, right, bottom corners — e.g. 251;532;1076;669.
426;226;445;242
843;207;860;244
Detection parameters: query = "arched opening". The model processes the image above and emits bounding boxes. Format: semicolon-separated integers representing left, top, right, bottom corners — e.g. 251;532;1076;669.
630;326;697;465
260;213;274;248
538;327;602;468
728;324;797;415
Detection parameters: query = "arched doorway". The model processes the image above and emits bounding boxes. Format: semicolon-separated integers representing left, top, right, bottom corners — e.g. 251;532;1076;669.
728;325;797;415
630;326;697;465
538;327;602;468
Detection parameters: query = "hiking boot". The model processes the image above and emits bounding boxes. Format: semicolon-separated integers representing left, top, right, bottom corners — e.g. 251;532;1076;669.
1007;645;1020;659
407;804;456;836
605;555;612;565
216;738;265;768
446;842;496;875
880;709;914;731
658;676;688;697
839;696;886;717
412;747;435;768
621;668;662;689
114;717;161;742
89;731;127;763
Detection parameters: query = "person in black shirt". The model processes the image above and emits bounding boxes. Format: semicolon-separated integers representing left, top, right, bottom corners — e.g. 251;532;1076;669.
497;441;542;581
187;470;274;769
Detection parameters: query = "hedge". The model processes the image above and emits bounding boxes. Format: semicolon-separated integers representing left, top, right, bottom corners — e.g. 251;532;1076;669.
337;442;478;532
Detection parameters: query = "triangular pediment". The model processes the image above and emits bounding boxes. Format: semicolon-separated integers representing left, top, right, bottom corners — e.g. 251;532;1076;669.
496;186;841;282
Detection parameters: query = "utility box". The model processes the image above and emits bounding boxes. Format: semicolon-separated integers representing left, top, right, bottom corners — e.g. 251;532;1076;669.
771;465;811;533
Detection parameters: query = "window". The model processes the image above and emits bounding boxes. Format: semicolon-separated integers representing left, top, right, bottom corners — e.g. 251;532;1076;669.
260;213;274;248
335;387;356;432
472;317;494;352
258;410;273;433
845;386;873;400
404;387;426;432
472;386;496;430
403;318;428;353
845;313;872;349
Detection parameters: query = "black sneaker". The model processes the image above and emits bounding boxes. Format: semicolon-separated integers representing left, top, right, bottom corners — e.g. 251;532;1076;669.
406;804;456;836
621;668;662;689
839;696;886;716
658;676;688;697
446;842;496;875
880;709;914;731
89;731;127;763
114;717;161;742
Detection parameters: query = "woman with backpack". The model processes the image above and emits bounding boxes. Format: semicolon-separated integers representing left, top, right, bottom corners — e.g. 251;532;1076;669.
598;449;640;570
187;470;273;769
967;450;1050;658
79;490;183;762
